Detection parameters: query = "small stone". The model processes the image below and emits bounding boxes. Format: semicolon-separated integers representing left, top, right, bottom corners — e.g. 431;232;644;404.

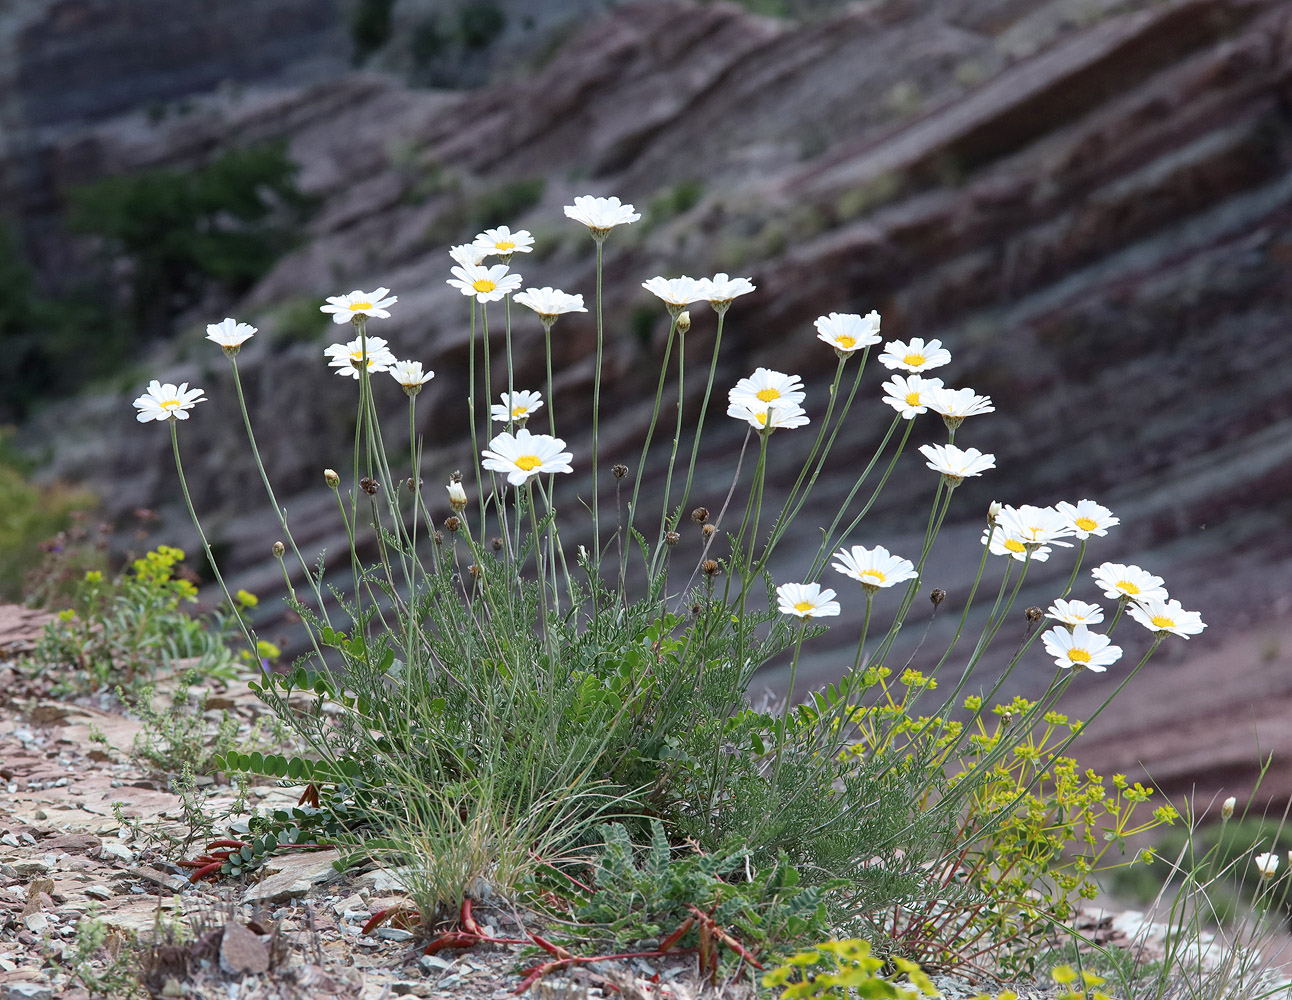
219;921;270;975
98;842;133;863
22;912;49;934
375;927;413;942
160;977;184;998
5;983;56;1000
83;885;114;901
333;893;365;916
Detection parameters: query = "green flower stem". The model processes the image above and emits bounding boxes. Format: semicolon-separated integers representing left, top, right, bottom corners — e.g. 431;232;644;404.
627;314;679;550
537;478;576;609
590;239;605;573
468;299;486;526
526;481;555;681
1059;538;1087;600
671;307;728;534
771;622;808;787
850;591;875;673
652;322;688;570
169;421;254;651
1107;598;1130;635
672;425;752;610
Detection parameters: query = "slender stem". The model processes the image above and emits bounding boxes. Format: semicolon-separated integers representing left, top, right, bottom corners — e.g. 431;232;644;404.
772;623;808;786
627;315;679;547
653;323;687;561
672;307;728;530
850;591;875;672
591;239;605;573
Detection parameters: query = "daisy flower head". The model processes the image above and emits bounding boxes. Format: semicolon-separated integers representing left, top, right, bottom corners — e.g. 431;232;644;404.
879;337;951;373
815;311;881;356
447;263;523;303
1091;562;1168;603
920;443;995;486
324;335;397;379
206;317;256;356
1047;598;1105;628
1056;499;1120;539
564;195;640;240
490;389;544;426
514;287;586;327
727;401;810;433
776;582;841;620
728;368;806;413
881;374;944;420
449;243;487;267
133;380;206;423
982;527;1051;563
641;276;703;317
1041;624;1122;673
997;504;1076;550
696;272;755;313
389;360;434;394
320;287;397;325
1255;851;1280;880
923;385;995;430
1128;597;1206;639
481;428;573;486
831;544;918;593
471;226;534;260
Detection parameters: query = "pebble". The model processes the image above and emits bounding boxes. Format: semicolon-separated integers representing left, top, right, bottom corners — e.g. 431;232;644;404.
375;927;414;942
5;984;55;1000
98;842;133;863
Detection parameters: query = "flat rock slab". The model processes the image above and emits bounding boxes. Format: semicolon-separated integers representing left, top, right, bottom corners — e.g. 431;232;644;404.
241;849;344;905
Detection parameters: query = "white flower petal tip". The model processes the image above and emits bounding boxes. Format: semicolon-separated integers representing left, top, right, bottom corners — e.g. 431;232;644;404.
1255;852;1280;879
726;402;810;432
447;263;523;303
919;444;994;484
881;374;944;420
471;226;535;257
729;368;806;411
390;360;435;392
490;390;545;424
1091;563;1168;603
775;582;841;619
1055;499;1120;539
641;276;704;312
1041;624;1122;673
132;380;206;422
815;311;881;354
205;318;257;353
879;337;951;372
564;195;640;235
924;386;994;428
1046;599;1105;627
1128;597;1206;638
514;287;586;321
324;336;397;379
696;272;755;309
320;288;397;324
481;428;573;486
831;545;918;592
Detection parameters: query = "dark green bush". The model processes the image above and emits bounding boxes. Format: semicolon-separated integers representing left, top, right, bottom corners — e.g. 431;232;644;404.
351;0;395;63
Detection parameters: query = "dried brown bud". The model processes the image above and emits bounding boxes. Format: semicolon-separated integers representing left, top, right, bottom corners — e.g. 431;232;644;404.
469;564;482;580
272;541;285;558
360;477;379;496
702;559;720;577
491;536;504;552
612;463;628;480
451;469;463;484
691;602;702;617
701;523;716;540
1025;606;1045;624
406;477;421;492
691;507;709;523
665;531;681;547
433;530;444;545
444;516;461;533
930;588;947;608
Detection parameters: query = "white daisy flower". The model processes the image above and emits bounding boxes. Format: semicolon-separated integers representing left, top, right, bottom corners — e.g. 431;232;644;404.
982;529;1052;563
728;368;806;413
1128;597;1206;638
1055;499;1120;539
1046;599;1105;627
481;428;573;486
924;385;995;429
641;276;704;316
919;443;995;486
776;582;841;619
449;243;487;267
447;263;523;303
564;195;640;238
320;287;397;325
996;504;1076;549
815;311;881;355
324;335;397;379
514;287;586;323
881;374;944;420
1091;563;1168;603
133;380;206;422
831;544;918;593
727;402;811;432
447;480;467;511
205;317;257;356
1255;851;1280;879
389;360;434;394
490;389;544;425
471;226;534;258
1041;624;1122;673
696;272;755;311
878;337;951;372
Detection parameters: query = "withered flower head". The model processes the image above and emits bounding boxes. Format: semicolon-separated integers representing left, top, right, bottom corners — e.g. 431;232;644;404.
612;463;628;480
444;516;461;533
930;588;947;608
360;477;379;496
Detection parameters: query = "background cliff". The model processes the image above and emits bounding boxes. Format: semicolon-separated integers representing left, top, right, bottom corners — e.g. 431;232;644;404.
4;0;1292;805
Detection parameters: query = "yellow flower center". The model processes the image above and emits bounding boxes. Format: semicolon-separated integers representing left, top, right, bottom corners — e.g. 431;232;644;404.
495;241;515;251
1068;648;1092;664
514;455;542;472
752;410;771;425
756;387;781;402
1116;580;1139;595
160;399;181;411
903;352;926;367
1075;517;1098;532
512;406;528;418
905;392;920;406
835;335;856;349
1004;539;1026;553
860;569;886;583
1151;615;1175;629
794;600;815;613
348;301;373;311
472;279;497;294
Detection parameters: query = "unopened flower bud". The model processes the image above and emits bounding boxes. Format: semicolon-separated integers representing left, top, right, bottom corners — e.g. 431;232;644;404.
324;469;341;489
701;523;716;540
360;477;379;496
702;559;720;577
448;481;468;511
665;531;680;546
444;516;461;533
691;507;709;524
1255;851;1279;880
272;541;285;558
677;310;691;334
930;588;946;608
491;536;503;552
1222;797;1236;821
1025;606;1044;624
988;500;1002;524
612;463;628;480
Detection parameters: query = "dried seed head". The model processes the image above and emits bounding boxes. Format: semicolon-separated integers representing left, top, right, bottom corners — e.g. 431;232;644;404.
702;559;720;577
665;531;681;547
469;564;482;580
359;477;379;496
692;602;702;617
691;507;709;524
406;477;422;492
612;463;629;480
444;516;461;534
701;523;716;540
451;469;463;484
1025;606;1044;624
433;530;443;545
272;541;285;559
491;536;504;552
324;468;341;489
677;310;691;334
930;588;947;608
